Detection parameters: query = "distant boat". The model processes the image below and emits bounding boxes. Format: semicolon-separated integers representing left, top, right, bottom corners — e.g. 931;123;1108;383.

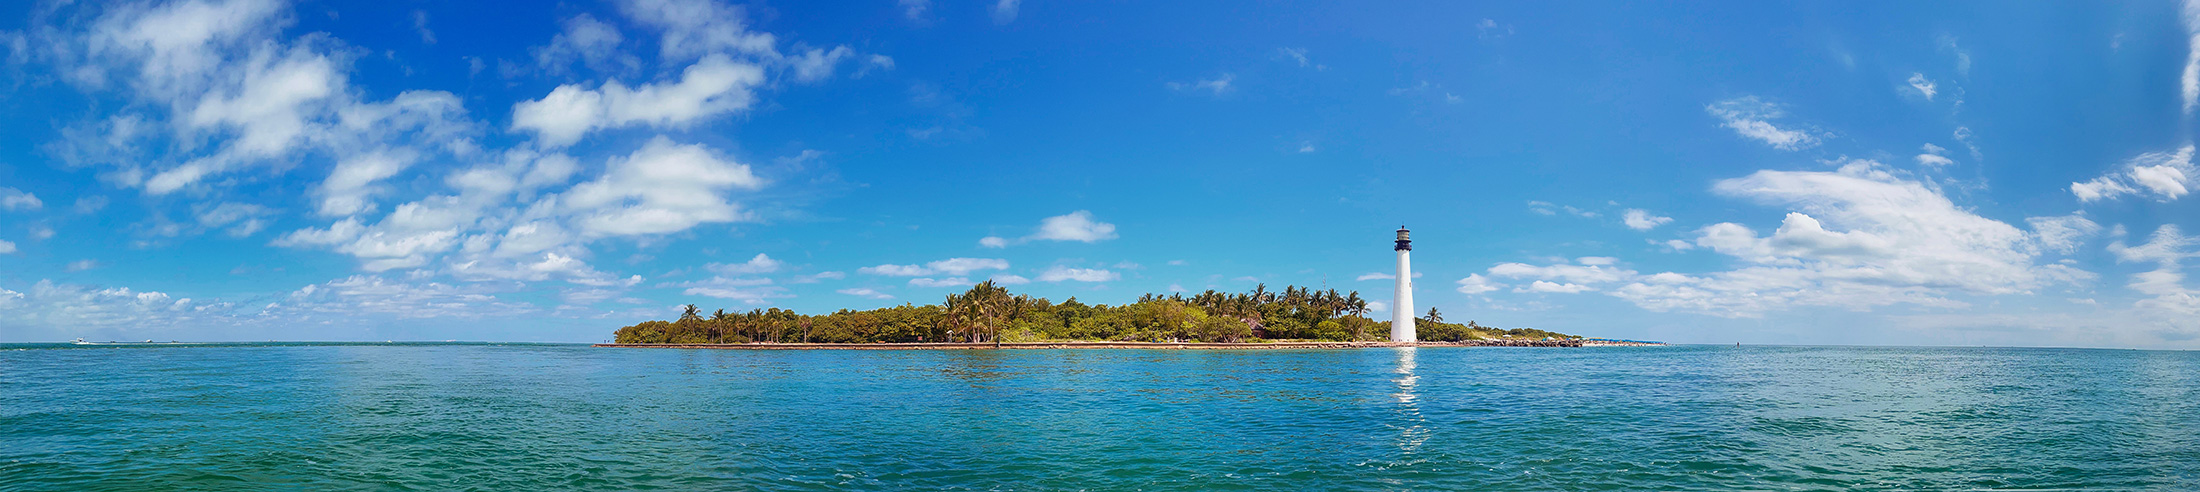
72;338;90;345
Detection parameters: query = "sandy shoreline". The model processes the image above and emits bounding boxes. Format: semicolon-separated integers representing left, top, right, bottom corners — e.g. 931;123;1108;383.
593;340;1665;350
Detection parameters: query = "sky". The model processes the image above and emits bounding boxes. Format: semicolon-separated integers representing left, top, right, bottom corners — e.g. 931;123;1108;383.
0;0;2196;346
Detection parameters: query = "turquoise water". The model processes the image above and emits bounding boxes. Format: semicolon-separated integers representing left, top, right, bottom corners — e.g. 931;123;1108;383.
4;343;2198;490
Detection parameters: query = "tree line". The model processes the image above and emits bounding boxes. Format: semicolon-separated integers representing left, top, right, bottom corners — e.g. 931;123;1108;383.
612;281;1576;344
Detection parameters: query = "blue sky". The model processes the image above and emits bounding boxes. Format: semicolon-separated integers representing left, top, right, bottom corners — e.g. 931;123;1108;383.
1;0;2196;346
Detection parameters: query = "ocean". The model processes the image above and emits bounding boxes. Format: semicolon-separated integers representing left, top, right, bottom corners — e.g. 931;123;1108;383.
3;343;2196;490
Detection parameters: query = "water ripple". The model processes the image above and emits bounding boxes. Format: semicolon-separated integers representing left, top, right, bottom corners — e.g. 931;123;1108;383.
3;344;2199;490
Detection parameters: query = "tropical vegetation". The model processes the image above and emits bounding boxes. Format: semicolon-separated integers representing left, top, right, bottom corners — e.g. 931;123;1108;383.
612;282;1576;344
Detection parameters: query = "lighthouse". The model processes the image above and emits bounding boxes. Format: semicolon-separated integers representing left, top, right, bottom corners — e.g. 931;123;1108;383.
1392;226;1415;343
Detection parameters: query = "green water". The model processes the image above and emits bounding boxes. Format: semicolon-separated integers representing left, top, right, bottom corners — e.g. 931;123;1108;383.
3;343;2196;490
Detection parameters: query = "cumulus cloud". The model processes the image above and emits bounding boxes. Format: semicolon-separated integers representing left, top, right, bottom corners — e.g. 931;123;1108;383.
1622;209;1673;230
2109;226;2200;319
790;271;845;283
2072;145;2195;203
511;54;766;147
859;258;1010;276
194;202;276;237
1916;143;1955;167
317;149;415;217
1906;73;1937;100
1705;96;1818;150
1038;266;1119;282
1522;281;1592;294
0;188;41;211
531;14;638;75
788;45;854;83
677;276;785;304
1455;274;1501;294
1481;162;2092;318
707;253;783;275
981;211;1119;247
1599;161;2089;317
0;240;15;254
562;136;763;237
909;277;972;288
838;287;893;299
617;0;779;61
992;0;1021;24
2027;214;2102;255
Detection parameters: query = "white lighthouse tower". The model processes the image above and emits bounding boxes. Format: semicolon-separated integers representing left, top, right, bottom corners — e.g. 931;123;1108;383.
1391;226;1416;343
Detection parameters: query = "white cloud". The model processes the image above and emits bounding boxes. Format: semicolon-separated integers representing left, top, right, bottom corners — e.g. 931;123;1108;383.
909;277;972;288
1605;161;2085;317
1490;261;1638;285
532;14;637;75
860;258;1010;276
1167;74;1234;96
984;211;1118;246
1527;201;1599;218
1622;209;1673;230
788;45;854;82
992;0;1022;24
1038;266;1119;282
707;253;783;275
1906;72;1937;100
790;271;845;283
1705;96;1818;150
1033;211;1117;241
1356;271;1421;281
898;0;930;21
617;0;778;61
0;240;15;254
680;275;786;304
317;149;415;217
991;274;1031;285
0;188;41;211
194;202;275;237
562;136;762;237
68;260;100;271
2072;145;2195;203
1521;280;1592;294
2185;0;2200;114
511;54;766;147
1456;274;1501;294
1916;143;1956;167
2108;225;2200;324
2027;214;2102;255
838;287;893;299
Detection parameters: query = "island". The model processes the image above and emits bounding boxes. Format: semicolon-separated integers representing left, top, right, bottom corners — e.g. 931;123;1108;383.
602;281;1662;349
